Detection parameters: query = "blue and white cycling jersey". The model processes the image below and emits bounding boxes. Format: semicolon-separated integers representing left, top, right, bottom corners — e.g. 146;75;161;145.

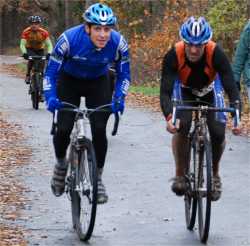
172;75;227;124
44;24;130;100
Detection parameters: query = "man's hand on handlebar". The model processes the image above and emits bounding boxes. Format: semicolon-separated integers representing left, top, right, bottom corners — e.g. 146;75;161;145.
23;53;29;59
166;116;180;134
232;116;241;135
231;100;241;135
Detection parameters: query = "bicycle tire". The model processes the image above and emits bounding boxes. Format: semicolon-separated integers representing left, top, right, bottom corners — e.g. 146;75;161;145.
185;140;198;230
38;73;44;103
68;145;79;230
31;73;39;110
70;138;98;241
198;139;212;243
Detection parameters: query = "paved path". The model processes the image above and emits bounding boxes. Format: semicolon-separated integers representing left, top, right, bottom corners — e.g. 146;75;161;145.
0;55;249;246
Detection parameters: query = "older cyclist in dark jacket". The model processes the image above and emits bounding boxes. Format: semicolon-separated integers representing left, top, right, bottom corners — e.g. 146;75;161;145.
160;17;241;201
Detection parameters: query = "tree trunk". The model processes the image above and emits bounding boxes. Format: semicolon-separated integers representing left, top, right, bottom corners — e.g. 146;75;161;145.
65;0;69;28
247;1;250;19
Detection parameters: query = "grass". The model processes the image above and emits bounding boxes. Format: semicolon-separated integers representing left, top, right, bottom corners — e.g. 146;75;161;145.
16;63;26;73
129;84;249;111
129;84;160;96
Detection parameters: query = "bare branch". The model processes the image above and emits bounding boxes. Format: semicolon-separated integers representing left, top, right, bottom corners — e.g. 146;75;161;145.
33;0;49;11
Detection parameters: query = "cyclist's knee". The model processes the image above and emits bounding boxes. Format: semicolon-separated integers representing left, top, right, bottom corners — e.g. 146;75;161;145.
92;123;106;137
173;132;190;152
209;123;225;145
40;61;45;70
55;125;72;139
211;134;225;147
177;113;192;135
90;113;109;130
178;123;191;136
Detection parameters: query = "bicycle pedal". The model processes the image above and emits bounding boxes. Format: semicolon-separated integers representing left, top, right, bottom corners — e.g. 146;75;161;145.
65;186;69;193
83;189;90;197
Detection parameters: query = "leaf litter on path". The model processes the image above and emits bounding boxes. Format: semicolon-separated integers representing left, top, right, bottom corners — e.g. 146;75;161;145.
0;113;31;245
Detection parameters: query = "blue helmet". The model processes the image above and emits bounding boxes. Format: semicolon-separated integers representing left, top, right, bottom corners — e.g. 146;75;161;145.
179;16;213;45
83;3;117;26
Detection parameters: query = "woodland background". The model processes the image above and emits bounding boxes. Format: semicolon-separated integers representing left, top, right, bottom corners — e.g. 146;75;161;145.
0;0;249;85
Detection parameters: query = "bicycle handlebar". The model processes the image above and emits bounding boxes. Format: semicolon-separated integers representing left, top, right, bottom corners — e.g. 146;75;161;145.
171;99;240;128
51;102;120;136
27;55;47;60
21;55;47;61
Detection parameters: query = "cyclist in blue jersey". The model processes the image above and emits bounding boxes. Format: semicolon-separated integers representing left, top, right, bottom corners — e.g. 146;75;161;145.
43;3;131;204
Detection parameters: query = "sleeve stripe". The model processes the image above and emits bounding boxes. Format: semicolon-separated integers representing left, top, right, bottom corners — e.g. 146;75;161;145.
121;78;130;94
50;56;62;64
62;33;70;55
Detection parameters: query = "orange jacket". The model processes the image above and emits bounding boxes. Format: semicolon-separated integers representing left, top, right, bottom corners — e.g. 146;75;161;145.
175;41;217;85
21;27;49;50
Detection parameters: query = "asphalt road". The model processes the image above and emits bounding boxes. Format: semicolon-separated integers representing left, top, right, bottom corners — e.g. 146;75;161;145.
0;55;249;246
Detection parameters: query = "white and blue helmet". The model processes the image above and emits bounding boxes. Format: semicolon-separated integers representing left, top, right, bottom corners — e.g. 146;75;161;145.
28;15;42;24
83;3;117;26
179;16;213;45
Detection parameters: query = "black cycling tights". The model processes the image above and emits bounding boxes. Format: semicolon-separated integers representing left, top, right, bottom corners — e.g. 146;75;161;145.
26;48;45;75
53;71;113;169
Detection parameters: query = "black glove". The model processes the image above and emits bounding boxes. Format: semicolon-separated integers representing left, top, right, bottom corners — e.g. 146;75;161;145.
46;53;51;60
23;53;28;59
235;81;241;92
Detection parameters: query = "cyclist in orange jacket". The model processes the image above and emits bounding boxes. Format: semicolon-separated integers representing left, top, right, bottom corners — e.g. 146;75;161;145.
160;17;241;201
20;15;53;84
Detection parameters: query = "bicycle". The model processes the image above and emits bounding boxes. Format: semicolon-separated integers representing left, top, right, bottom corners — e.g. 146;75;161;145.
172;99;240;243
27;55;47;110
51;102;119;241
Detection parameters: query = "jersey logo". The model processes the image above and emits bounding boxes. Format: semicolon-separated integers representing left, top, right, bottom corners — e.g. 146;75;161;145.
43;77;51;91
58;42;68;55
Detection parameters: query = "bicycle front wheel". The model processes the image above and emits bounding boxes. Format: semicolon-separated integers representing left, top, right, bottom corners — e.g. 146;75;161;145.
71;138;98;241
68;145;79;230
30;73;39;110
197;139;212;243
185;140;197;230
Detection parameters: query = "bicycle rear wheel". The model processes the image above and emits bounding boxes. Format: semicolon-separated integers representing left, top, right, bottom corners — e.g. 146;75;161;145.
31;73;39;110
197;139;212;243
185;140;197;230
70;138;98;241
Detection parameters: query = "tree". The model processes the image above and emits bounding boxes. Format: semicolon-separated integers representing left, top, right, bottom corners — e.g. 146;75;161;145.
0;0;84;53
206;0;248;58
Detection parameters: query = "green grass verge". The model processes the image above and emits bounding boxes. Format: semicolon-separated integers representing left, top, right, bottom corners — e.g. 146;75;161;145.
129;85;159;96
16;63;26;73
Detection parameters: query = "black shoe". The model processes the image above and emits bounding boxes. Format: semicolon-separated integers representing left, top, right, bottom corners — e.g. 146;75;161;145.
51;163;68;197
25;75;30;84
97;168;108;204
211;175;222;201
171;176;188;196
97;178;108;204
